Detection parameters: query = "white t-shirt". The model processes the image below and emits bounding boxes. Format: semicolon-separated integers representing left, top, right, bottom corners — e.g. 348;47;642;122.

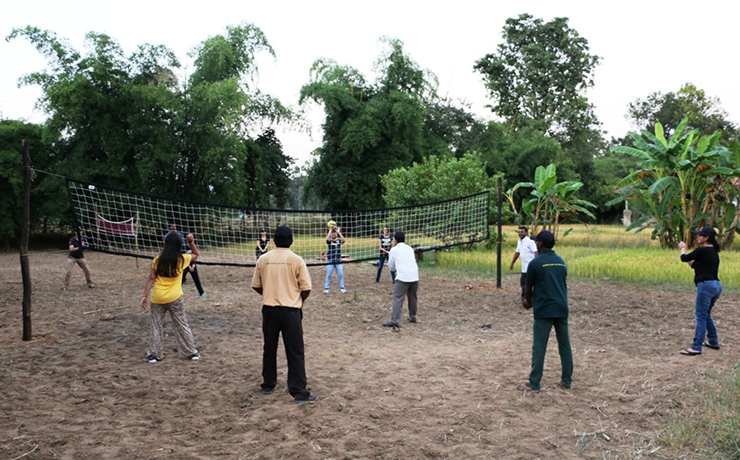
516;236;538;273
388;243;419;282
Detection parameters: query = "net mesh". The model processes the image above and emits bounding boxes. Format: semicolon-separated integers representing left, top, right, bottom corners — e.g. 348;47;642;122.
66;179;489;266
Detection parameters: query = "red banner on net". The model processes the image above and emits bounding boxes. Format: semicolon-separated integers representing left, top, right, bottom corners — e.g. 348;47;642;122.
98;215;136;236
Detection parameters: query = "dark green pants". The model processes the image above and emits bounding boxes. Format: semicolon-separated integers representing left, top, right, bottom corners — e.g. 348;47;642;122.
529;317;573;390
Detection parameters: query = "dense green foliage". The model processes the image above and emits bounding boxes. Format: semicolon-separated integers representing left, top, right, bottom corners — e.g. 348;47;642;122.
4;23;296;244
299;38;438;210
628;83;739;144
507;164;596;236
608;119;740;248
473;13;600;144
380;153;496;207
0;120;66;248
472;13;606;220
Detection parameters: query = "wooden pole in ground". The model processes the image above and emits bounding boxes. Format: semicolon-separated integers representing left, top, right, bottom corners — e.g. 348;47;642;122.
94;203;100;260
135;211;139;269
20;139;32;341
497;177;502;289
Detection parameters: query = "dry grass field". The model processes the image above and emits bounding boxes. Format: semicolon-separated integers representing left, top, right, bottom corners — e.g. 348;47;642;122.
1;250;739;459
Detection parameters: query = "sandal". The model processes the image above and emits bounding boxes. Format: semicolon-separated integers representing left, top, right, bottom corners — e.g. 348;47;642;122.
680;348;701;356
703;342;720;350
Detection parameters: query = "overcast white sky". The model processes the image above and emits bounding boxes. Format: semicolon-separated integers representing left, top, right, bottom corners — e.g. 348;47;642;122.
2;0;738;167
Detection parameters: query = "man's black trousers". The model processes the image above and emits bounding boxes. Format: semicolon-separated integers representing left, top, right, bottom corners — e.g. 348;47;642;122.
261;305;309;399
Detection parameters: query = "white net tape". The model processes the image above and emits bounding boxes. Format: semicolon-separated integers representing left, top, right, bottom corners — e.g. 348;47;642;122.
67;179;489;266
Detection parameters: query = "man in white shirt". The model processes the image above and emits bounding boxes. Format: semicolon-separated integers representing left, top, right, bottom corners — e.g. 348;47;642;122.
510;226;538;303
383;231;420;327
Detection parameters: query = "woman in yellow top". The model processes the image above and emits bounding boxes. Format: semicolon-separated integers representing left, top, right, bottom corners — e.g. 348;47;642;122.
141;232;201;363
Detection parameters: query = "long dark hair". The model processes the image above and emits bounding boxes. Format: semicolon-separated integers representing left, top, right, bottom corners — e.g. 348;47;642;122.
709;238;721;253
156;232;184;277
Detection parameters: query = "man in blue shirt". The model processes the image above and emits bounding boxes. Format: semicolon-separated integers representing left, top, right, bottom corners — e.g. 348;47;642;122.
519;230;573;391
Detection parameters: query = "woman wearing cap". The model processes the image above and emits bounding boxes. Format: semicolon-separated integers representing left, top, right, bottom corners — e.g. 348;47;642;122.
256;228;270;260
678;226;722;356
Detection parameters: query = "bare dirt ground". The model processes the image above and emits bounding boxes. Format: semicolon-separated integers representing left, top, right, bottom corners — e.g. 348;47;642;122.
1;250;739;460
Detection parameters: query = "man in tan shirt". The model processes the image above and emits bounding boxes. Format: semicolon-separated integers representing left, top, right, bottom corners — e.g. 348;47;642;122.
252;225;317;403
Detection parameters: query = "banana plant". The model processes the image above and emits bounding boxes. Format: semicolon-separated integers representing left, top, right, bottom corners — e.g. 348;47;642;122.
607;118;740;248
507;163;596;237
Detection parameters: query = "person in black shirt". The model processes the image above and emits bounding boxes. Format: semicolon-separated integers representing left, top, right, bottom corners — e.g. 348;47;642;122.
376;226;396;284
678;226;722;356
256;228;270;259
62;227;96;290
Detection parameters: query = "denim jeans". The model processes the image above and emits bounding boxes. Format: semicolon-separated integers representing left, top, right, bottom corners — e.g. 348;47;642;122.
692;280;722;352
376;255;396;283
324;263;344;290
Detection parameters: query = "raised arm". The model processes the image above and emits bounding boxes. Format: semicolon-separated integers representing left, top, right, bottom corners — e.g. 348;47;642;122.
186;234;199;262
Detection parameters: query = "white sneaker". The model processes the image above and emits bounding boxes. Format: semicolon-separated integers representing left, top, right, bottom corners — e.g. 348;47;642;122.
339;288;348;294
323;289;329;294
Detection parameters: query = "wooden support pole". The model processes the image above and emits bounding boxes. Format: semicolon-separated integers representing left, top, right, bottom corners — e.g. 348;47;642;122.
20;139;32;341
497;177;502;289
135;211;140;269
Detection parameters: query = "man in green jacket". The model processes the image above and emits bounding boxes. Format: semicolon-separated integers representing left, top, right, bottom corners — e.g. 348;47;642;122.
519;230;573;391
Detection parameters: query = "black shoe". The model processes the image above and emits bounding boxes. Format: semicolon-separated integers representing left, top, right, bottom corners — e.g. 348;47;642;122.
407;317;417;323
382;321;400;328
294;394;318;403
261;387;274;395
145;354;159;363
375;280;379;284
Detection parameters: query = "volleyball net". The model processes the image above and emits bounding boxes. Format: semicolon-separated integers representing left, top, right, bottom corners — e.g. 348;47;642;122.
66;179;490;267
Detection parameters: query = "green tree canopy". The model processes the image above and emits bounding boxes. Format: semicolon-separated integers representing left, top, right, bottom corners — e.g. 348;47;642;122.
474;13;601;143
299;38;437;210
627;83;738;144
7;23;296;209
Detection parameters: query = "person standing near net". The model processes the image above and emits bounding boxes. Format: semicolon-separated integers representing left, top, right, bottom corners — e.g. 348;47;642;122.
256;228;270;260
510;226;538;303
678;226;722;356
252;225;317;403
324;225;347;294
518;230;572;391
141;232;201;363
165;224;207;298
376;226;396;284
383;231;419;327
61;227;96;291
